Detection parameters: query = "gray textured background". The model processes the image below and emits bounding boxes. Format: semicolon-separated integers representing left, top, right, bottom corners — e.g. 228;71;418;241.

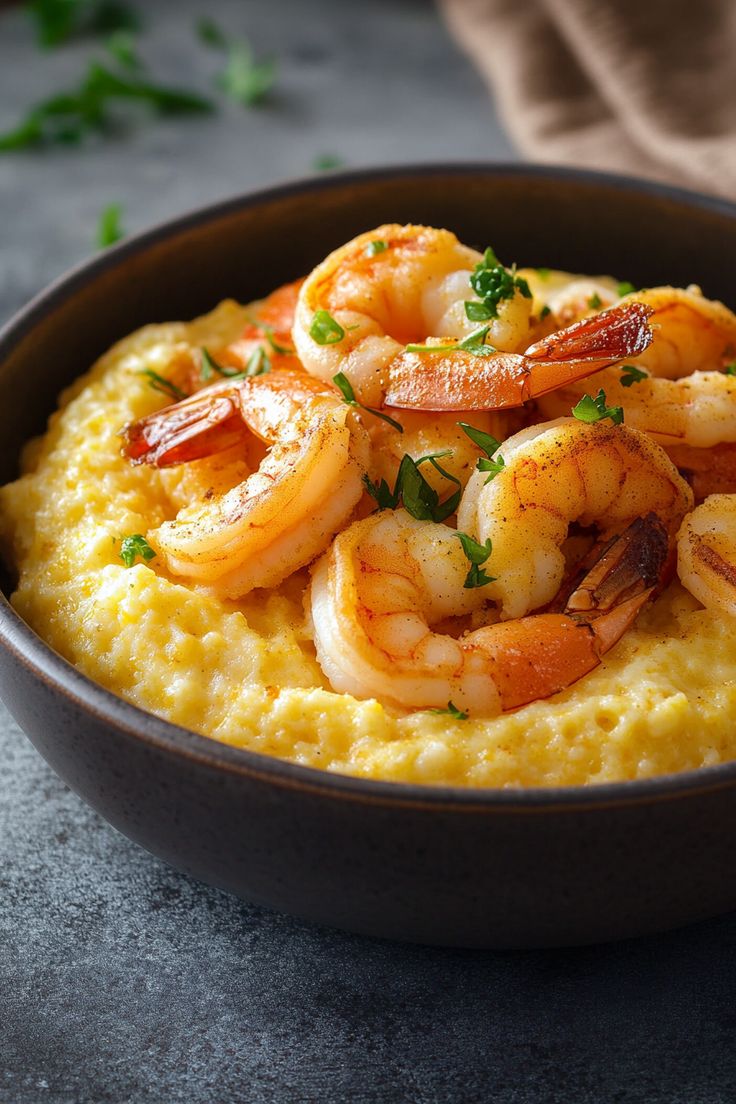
1;2;734;1102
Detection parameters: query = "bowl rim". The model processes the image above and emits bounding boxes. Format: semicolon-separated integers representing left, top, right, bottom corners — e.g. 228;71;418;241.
3;159;736;811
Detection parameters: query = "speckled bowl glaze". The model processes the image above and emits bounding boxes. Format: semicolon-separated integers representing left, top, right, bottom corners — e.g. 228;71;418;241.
2;165;736;949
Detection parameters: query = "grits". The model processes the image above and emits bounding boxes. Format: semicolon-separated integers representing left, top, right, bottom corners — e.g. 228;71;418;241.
2;297;736;788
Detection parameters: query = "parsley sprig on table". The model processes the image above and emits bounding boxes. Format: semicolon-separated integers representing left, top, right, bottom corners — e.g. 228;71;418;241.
0;59;212;151
97;201;124;247
197;17;276;107
28;0;139;48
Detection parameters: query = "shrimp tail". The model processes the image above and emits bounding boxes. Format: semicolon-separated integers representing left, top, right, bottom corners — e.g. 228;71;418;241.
486;514;669;711
121;383;244;467
384;302;654;411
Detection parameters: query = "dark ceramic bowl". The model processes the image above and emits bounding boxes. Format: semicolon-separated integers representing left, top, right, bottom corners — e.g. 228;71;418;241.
2;165;736;950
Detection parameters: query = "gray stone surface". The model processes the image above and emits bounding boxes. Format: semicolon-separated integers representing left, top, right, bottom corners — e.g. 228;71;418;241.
0;2;732;1101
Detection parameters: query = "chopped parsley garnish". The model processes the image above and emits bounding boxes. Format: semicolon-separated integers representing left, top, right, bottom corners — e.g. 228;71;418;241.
97;201;124;247
363;451;461;522
199;346;261;381
313;153;343;171
333;372;403;432
587;292;603;310
120;533;155;567
617;280;636;297
540;304;551;319
310;310;344;345
430;701;468;720
262;327;294;356
0;60;212;152
620;364;648;387
536;267;550;279
455;532;495;589
724;362;736;376
139;369;186;402
458;422;505;483
406;325;496;358
572;389;624;426
464;246;531;322
365;239;387;257
29;0;139;48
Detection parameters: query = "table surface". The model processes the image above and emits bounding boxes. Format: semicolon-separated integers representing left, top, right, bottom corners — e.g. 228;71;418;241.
1;3;734;1102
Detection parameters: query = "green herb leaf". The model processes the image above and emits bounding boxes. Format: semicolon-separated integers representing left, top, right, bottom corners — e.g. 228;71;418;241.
455;532;495;589
617;280;636;297
244;347;271;377
139;368;186;402
405;326;496;358
313;153;343;172
217;39;276;107
0;60;212;152
200;346;251;381
620;364;648;387
262;327;294;356
196;16;226;48
29;0;139;48
333;371;403;432
362;474;399;510
477;454;506;483
365;239;387;257
97;201;123;247
105;29;140;69
458;422;506;482
430;701;468;720
540;304;551;319
536;267;550;279
588;292;603;310
572;389;624;426
120;532;155;567
465;248;532;322
724;361;736;376
310;310;344;345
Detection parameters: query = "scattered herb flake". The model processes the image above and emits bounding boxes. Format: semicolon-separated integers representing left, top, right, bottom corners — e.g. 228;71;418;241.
217;38;276;107
405;326;495;358
458;422;505;483
617;280;636;297
196;16;226;48
588;292;603;310
363;450;461;521
310;310;345;345
244;347;271;377
456;532;495;589
97;201;124;247
724;362;736;376
572;389;624;426
262;327;294;356
620;364;648;387
430;701;468;720
536;267;550;279
333;372;403;432
313;153;343;171
200;346;250;381
120;532;155;567
365;239;387;257
540;304;551;319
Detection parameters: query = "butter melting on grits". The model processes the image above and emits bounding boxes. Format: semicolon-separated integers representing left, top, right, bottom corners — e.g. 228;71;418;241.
1;300;735;788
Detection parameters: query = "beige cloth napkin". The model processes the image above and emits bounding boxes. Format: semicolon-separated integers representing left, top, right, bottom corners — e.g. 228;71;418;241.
440;0;736;199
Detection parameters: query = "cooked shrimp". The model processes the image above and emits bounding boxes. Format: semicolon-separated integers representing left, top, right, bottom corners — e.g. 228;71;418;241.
518;268;621;327
293;224;535;406
385;302;654;412
538;287;736;448
308;509;670;714
456;418;693;619
121;369;370;597
366;408;519;499
677;495;736;616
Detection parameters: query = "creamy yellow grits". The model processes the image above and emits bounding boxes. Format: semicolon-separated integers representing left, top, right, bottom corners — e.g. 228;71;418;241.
2;299;735;789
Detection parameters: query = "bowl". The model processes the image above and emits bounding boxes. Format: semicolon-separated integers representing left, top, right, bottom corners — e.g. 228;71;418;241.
2;164;736;950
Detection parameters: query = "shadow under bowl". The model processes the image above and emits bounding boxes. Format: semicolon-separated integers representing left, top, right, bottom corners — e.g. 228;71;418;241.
2;164;736;949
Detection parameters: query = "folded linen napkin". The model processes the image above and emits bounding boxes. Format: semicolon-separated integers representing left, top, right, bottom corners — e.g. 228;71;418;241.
440;0;736;199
